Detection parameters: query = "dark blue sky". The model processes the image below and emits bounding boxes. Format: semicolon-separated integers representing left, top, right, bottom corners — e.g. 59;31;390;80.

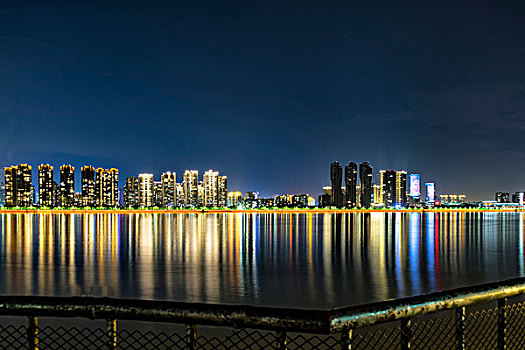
1;1;524;200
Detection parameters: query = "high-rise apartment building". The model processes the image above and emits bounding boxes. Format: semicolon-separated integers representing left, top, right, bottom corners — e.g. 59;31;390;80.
197;181;204;207
4;164;33;207
60;164;75;207
161;172;176;207
359;162;373;208
95;168;105;207
153;181;162;207
183;170;199;207
138;173;154;207
426;182;436;203
380;169;396;207
81;166;95;206
123;176;139;207
218;176;228;207
395;170;407;207
106;168;119;207
175;183;184;207
330;162;343;207
95;168;119;207
203;170;219;207
344;162;358;208
0;168;4;206
373;184;382;205
38;164;54;207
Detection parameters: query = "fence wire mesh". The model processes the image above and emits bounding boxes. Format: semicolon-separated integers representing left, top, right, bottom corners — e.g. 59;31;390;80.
0;296;524;349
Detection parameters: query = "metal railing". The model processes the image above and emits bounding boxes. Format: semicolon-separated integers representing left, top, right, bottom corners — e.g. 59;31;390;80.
1;277;525;349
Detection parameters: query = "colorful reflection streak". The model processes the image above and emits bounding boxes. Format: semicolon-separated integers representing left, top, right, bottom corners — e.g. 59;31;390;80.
0;212;523;309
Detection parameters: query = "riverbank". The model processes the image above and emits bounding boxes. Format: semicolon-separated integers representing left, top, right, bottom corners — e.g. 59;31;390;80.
0;207;523;214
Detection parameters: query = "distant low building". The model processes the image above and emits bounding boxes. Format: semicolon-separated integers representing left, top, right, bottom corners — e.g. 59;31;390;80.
439;194;466;204
227;191;242;208
495;192;510;203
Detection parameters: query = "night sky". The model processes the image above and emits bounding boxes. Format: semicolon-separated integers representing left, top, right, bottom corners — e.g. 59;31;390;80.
1;1;525;200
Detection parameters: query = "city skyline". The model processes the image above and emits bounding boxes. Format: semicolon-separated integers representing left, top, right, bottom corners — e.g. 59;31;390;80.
2;159;525;207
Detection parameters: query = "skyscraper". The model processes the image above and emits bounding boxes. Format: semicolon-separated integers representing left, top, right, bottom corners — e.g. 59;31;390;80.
95;168;119;207
359;162;373;208
60;164;75;207
203;170;219;207
161;172;176;207
153;181;162;207
344;162;358;208
123;176;139;207
183;170;199;207
38;164;54;207
330;162;343;207
426;182;436;203
81;166;95;207
4;164;33;207
395;170;407;207
138;173;154;207
105;168;119;207
175;183;184;207
218;176;228;207
380;169;396;207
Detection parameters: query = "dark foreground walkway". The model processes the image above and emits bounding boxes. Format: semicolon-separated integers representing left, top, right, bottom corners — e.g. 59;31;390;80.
1;278;524;349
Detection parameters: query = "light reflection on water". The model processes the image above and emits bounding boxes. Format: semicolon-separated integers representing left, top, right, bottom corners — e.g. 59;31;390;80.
0;212;523;309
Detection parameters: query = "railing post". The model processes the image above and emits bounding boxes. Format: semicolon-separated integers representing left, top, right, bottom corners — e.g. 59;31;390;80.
455;307;465;350
27;316;39;350
340;327;353;350
400;318;412;350
498;298;508;350
185;324;197;350
106;319;117;350
276;330;287;350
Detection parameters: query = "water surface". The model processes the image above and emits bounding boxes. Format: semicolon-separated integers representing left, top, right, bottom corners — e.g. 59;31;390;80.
0;212;522;309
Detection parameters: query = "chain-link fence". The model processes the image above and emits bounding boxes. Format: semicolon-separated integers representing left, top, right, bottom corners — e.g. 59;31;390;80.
1;278;525;349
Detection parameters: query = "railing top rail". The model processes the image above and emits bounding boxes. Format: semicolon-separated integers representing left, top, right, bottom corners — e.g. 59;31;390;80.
0;277;524;334
328;277;525;332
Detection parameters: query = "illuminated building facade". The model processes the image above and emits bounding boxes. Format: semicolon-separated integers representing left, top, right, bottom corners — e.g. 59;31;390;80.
60;164;75;207
38;164;55;207
496;192;510;203
175;183;184;207
138;173;154;207
359;162;373;208
161;172;176;207
218;176;227;207
4;164;33;207
227;191;242;207
380;170;396;207
183;170;199;207
440;194;467;204
373;184;382;205
345;162;358;208
291;194;309;207
395;170;407;207
408;173;421;199
330;162;343;207
95;168;119;207
425;182;436;203
243;191;259;208
512;192;525;205
203;170;219;207
0;183;4;206
153;181;162;206
81;166;95;206
123;176;139;207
